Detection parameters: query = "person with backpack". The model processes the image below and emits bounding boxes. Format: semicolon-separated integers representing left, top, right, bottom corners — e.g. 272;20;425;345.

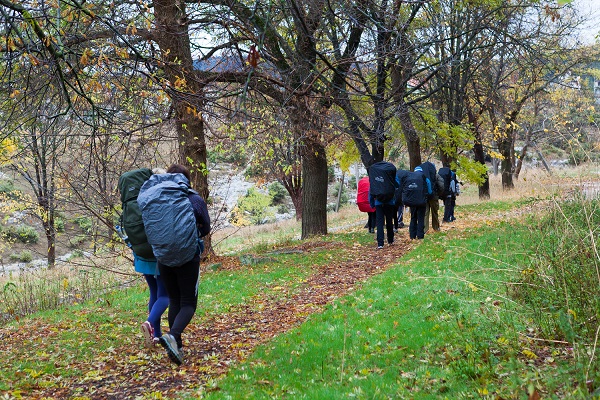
118;167;169;349
394;169;410;231
448;172;460;222
439;167;459;223
368;161;399;249
419;161;443;233
138;164;211;365
401;165;432;240
356;176;376;233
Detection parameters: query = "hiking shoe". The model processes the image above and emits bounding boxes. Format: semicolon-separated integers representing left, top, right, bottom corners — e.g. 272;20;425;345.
141;321;154;348
399;222;405;228
377;245;384;249
159;334;183;365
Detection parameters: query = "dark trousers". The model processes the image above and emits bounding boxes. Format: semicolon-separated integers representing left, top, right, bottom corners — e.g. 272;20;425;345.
409;205;427;239
367;212;376;232
443;196;454;222
158;255;201;349
376;204;396;246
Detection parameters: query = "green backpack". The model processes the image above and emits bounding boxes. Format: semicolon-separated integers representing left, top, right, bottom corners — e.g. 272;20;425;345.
118;168;155;259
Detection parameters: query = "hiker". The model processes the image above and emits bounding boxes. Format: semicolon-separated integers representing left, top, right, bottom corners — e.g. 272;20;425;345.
117;167;169;348
356;176;376;233
394;169;410;231
368;161;399;249
448;173;461;222
138;163;211;365
402;165;432;240
419;161;444;233
439;167;459;223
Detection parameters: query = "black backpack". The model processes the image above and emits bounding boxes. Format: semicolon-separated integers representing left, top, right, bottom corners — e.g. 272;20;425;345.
402;171;428;207
368;161;397;203
118;168;155;259
438;167;456;197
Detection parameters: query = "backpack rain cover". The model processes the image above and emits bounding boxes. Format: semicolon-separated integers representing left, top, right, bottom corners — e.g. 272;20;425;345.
138;173;199;267
368;161;397;203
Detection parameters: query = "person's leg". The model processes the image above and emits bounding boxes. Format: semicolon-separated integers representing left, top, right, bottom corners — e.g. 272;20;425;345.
148;275;169;338
417;205;427;239
375;205;385;247
450;196;456;221
431;198;440;231
398;206;404;228
368;212;376;233
158;262;180;331
384;204;395;244
443;197;452;222
424;201;430;233
168;257;200;349
392;205;399;231
409;206;418;239
144;274;158;314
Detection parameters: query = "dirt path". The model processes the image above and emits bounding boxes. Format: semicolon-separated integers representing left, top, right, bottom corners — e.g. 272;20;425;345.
6;230;413;399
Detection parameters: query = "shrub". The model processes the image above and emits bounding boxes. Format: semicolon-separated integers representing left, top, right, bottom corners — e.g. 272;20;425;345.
515;196;600;343
331;181;349;208
0;180;17;199
2;225;39;244
55;217;65;233
268;182;287;205
9;250;33;263
69;235;87;248
74;216;93;235
348;175;357;190
229;188;273;226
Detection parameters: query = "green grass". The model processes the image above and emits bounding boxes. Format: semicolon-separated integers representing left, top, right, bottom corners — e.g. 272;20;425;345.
201;218;592;399
1;198;597;399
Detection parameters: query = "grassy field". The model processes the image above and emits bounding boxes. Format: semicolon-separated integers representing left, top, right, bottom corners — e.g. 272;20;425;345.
1;166;599;399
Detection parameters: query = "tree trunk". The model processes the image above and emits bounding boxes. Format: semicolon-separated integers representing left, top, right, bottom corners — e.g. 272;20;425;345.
280;173;302;221
397;100;421;170
154;0;211;252
301;139;328;239
497;135;514;189
473;138;490;199
44;220;56;268
335;171;345;212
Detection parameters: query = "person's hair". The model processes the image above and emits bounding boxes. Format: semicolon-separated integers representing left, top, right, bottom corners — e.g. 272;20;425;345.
166;164;191;181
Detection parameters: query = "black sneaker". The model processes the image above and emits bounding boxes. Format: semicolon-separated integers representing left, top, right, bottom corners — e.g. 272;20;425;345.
159;334;183;365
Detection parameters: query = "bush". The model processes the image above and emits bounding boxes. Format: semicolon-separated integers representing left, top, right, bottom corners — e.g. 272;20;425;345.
331;181;349;208
1;225;39;244
74;216;93;235
348;175;357;190
9;250;33;263
515;197;600;343
229;188;273;226
0;180;17;199
268;182;287;205
69;235;87;248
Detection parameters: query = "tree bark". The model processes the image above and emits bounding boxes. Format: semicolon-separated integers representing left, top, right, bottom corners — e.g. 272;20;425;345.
153;0;211;251
301;138;328;238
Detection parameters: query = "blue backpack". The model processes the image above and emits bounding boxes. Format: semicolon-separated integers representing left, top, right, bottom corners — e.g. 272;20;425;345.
137;173;199;267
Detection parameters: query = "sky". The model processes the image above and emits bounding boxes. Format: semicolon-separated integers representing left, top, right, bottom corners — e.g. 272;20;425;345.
573;0;600;43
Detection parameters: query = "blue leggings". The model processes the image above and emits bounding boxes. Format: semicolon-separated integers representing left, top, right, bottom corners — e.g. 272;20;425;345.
144;274;169;338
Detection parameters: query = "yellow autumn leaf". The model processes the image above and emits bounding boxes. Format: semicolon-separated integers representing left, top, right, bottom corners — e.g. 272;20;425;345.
522;349;538;359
